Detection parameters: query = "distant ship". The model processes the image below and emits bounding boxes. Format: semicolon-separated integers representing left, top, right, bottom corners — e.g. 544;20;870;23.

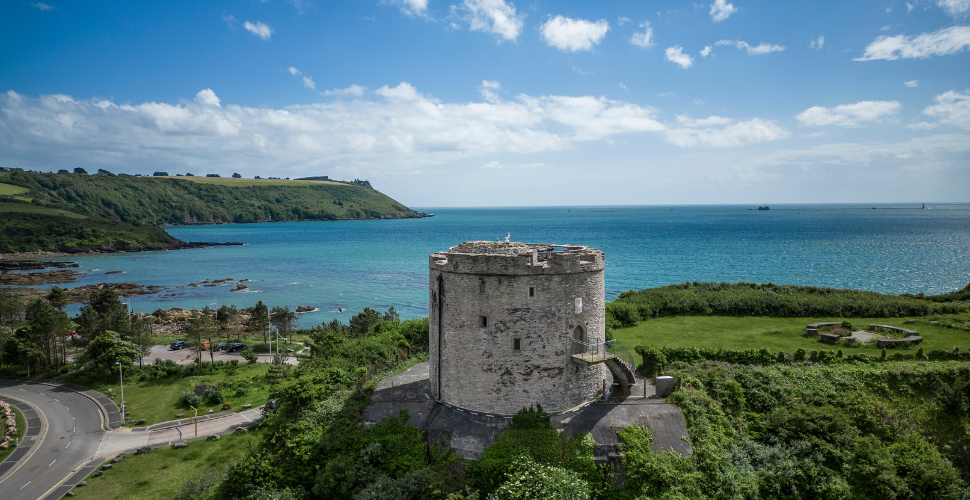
757;205;770;211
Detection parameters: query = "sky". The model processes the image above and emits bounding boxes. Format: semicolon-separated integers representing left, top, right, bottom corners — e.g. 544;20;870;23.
1;0;968;207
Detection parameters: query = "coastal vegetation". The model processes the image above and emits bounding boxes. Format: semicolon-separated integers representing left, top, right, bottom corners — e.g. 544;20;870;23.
0;211;182;253
0;170;423;225
3;281;969;499
605;281;970;328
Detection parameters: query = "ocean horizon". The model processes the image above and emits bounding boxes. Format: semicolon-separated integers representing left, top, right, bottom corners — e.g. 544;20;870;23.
10;202;969;326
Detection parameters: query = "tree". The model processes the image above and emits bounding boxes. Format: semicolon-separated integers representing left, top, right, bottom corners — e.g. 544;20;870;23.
75;288;129;342
24;299;70;371
129;314;155;367
96;168;116;176
232;173;242;178
270;306;297;345
153;171;169;176
46;285;68;310
217;304;239;341
73;167;88;174
76;330;140;376
248;300;269;343
0;290;25;326
187;307;217;365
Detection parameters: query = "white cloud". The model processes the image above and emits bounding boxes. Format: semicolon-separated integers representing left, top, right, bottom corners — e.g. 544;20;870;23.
810;35;824;50
753;133;970;170
289;0;314;15
244;21;273;40
630;21;654;48
709;0;737;22
481;161;547;169
32;2;54;10
619;82;628;91
922;90;970;129
796;100;901;127
459;0;525;42
716;39;785;54
907;121;939;130
665;46;694;68
855;25;970;60
618;16;632;26
302;76;316;90
223;14;237;28
664;118;791;147
478;80;502;101
700;45;712;57
904;79;919;87
937;0;970;17
387;0;428;16
676;115;733;127
288;67;302;76
0;85;679;175
541;16;610;52
323;85;367;97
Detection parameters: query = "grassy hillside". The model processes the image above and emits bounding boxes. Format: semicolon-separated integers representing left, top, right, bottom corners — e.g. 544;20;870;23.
0;171;423;225
0;211;184;253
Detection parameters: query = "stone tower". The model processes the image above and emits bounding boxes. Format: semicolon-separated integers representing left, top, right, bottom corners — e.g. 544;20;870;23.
428;241;607;415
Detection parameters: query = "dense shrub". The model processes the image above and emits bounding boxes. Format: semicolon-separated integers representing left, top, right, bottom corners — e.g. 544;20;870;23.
611;281;969;323
203;388;225;406
179;390;202;408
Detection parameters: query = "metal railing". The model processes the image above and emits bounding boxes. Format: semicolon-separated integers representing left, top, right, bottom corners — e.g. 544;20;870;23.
570;338;636;373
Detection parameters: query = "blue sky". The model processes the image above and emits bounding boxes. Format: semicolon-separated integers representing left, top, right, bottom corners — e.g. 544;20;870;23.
1;0;968;206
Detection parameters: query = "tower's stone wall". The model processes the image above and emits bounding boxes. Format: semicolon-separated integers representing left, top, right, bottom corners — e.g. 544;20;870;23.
429;242;607;415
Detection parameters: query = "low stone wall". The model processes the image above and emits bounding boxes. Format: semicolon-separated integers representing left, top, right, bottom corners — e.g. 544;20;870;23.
805;322;840;337
1;400;16;449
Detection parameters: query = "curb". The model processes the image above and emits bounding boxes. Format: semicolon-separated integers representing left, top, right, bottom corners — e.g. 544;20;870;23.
134;410;239;432
0;397;42;483
0;378;121;430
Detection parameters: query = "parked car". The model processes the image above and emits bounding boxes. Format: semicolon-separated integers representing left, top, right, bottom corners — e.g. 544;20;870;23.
215;342;228;352
226;342;248;352
200;341;211;351
170;340;190;350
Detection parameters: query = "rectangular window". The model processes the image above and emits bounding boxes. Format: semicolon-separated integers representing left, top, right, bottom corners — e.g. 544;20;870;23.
529;287;535;297
478;316;488;328
513;337;521;351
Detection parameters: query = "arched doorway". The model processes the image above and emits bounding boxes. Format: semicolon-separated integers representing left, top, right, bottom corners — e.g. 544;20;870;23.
572;325;585;354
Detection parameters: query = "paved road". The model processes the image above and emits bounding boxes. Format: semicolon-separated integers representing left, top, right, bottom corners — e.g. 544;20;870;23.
0;380;113;500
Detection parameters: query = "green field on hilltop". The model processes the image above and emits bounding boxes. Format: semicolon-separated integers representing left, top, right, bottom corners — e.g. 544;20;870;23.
0;201;87;218
0;182;30;196
70;428;262;500
612;314;970;356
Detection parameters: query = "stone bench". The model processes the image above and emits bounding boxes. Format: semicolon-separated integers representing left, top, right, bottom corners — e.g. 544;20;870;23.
805;322;840;337
869;324;919;336
876;336;923;349
819;333;841;345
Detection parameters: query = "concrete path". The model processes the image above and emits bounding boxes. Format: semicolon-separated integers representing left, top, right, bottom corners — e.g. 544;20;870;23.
95;407;263;458
141;345;300;366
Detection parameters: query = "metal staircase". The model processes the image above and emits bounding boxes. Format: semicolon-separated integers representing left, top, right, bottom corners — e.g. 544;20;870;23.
570;339;637;395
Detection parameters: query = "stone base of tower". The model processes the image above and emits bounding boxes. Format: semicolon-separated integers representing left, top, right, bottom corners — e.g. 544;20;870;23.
363;361;693;461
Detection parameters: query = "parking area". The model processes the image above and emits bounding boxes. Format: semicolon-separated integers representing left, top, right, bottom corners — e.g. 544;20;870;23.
142;345;300;366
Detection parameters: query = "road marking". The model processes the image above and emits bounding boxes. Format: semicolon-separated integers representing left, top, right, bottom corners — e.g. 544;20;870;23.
54;399;58;402
66;441;71;448
65;407;69;411
49;460;56;467
21;481;31;489
39;393;45;396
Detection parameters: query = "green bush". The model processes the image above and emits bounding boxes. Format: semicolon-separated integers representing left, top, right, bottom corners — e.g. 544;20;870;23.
203;388;225;406
241;349;258;364
491;455;590;500
178;390;202;408
235;386;249;398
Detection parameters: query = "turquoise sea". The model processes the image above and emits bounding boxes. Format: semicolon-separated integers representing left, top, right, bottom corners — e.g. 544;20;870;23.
24;203;970;326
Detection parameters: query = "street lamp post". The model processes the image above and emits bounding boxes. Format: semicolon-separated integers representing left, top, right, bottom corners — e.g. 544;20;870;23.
115;361;125;421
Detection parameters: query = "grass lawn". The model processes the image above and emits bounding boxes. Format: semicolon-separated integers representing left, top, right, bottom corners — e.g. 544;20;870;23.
0;202;87;218
70;427;261;500
612;315;970;357
0;405;27;463
161;176;342;187
0;182;30;196
56;362;273;427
